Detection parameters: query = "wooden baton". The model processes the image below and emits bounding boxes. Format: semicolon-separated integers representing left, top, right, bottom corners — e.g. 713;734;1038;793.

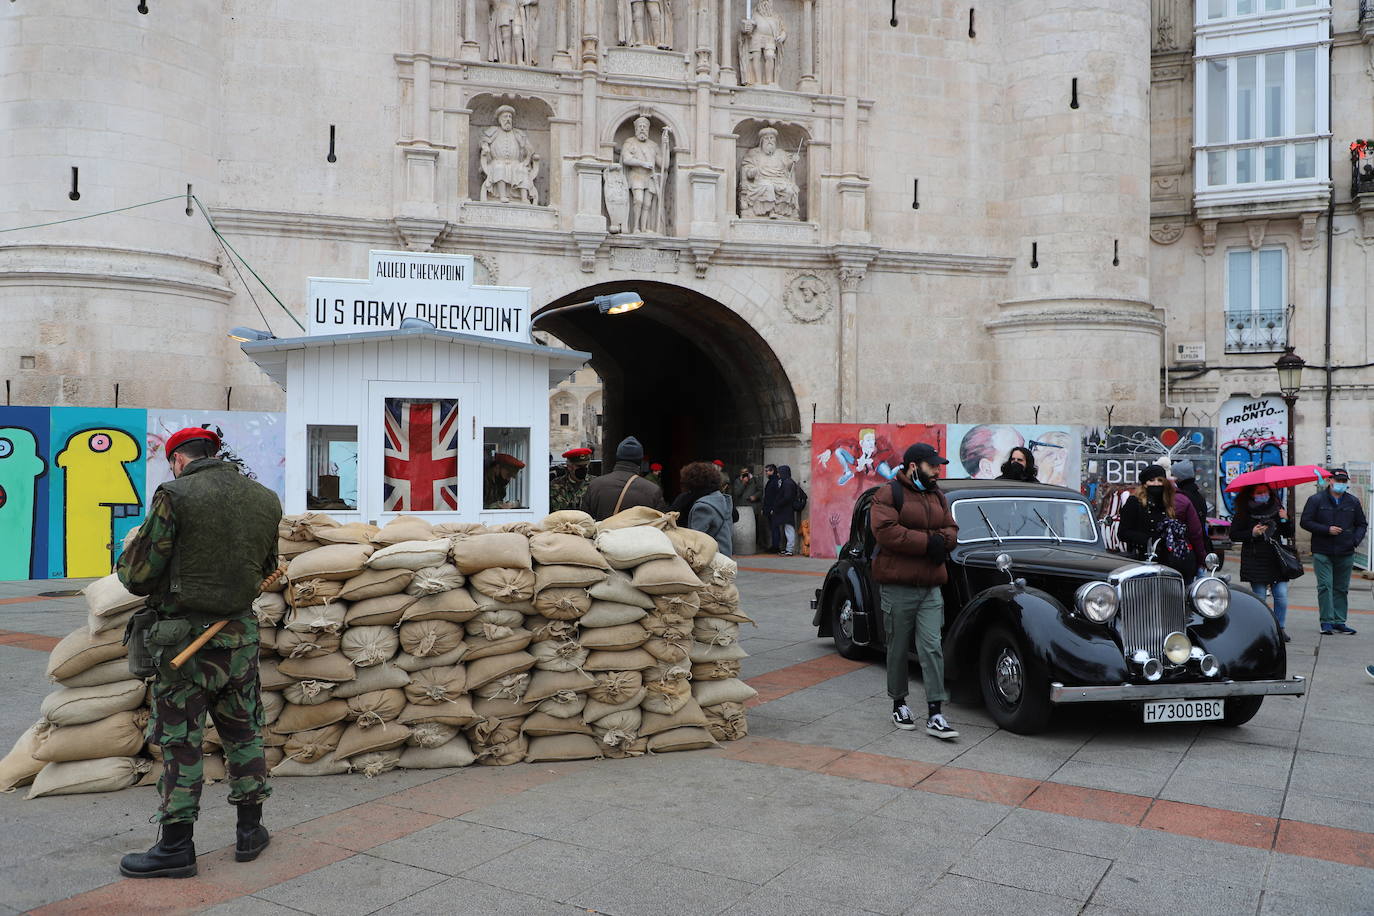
170;566;286;670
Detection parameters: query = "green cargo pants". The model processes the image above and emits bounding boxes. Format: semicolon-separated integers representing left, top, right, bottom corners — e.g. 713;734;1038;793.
1313;552;1355;626
881;583;948;704
145;642;271;824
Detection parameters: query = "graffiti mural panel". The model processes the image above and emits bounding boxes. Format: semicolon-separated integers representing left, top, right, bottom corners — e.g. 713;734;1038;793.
1215;395;1288;518
808;423;946;558
145;410;286;501
47;408;147;578
0;407;52;580
1082;426;1217;551
946;424;1082;490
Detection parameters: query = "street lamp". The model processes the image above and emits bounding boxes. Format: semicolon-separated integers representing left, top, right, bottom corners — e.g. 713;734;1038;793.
1276;345;1306;507
531;291;644;330
228;327;275;342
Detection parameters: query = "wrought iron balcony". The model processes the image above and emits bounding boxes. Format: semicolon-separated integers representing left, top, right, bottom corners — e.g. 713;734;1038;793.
1225;309;1286;354
1354;152;1374;198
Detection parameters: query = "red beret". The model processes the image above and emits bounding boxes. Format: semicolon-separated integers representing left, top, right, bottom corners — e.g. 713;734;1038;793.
562;448;593;461
165;427;220;458
712;459;725;467
493;452;526;470
650;463;663;473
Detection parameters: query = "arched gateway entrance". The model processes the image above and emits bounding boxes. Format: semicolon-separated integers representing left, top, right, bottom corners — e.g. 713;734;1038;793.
536;281;800;497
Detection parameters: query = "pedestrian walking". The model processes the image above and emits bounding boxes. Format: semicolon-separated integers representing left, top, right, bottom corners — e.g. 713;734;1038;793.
869;443;960;739
1172;460;1217;558
1118;465;1206;580
1230;483;1295;642
763;464;799;556
1301;468;1367;635
580;436;669;520
115;427;282;878
549;447;594;512
675;461;734;554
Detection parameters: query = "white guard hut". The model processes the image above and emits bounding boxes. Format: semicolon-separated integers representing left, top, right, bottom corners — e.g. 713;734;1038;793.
239;250;588;524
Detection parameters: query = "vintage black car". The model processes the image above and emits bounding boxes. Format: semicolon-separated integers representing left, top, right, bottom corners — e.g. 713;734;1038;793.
811;479;1307;734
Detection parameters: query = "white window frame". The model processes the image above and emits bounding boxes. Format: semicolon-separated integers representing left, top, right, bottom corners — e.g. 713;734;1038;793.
1224;246;1288;353
1193;3;1330;207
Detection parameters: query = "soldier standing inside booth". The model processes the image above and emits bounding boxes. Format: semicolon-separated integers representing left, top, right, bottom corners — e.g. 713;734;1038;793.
115;427;282;879
550;447;594;511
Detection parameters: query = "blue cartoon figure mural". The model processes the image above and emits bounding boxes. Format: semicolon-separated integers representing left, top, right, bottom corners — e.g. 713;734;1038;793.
0;426;49;580
1215;396;1289;518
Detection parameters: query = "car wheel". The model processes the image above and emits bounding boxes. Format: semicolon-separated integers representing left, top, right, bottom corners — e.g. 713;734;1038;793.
1217;696;1263;727
979;625;1052;734
830;589;868;661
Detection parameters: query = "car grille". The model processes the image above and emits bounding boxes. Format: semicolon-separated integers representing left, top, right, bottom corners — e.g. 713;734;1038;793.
1117;573;1187;662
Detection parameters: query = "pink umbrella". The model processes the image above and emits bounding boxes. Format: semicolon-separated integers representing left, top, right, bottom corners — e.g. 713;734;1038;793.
1224;464;1327;493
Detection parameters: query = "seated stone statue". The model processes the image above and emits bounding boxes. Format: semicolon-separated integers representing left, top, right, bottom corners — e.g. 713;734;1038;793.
738;127;799;220
479;105;540;205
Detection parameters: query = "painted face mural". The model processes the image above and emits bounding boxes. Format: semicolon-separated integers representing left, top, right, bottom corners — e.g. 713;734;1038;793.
0;428;48;580
55;428;142;577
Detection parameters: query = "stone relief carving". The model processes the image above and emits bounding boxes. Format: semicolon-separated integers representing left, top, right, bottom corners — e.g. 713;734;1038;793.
488;0;539;65
738;127;800;220
617;0;674;49
739;0;786;87
783;272;831;323
613;115;671;235
1151;0;1176;52
474;253;500;285
1149;221;1184;245
610;246;679;273
480;105;541;204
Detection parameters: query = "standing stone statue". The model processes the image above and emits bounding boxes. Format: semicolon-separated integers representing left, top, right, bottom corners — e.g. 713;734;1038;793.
738;127;800;219
619;116;662;235
480;105;541;204
739;0;786;87
488;0;540;65
617;0;674;49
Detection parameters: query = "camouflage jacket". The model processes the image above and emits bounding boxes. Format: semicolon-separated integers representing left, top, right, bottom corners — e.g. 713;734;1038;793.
549;468;592;513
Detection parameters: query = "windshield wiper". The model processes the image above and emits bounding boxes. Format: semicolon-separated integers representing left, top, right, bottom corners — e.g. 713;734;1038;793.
1032;508;1063;544
976;506;1004;545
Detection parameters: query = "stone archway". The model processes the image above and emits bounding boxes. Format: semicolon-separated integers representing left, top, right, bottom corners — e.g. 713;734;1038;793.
535;281;800;498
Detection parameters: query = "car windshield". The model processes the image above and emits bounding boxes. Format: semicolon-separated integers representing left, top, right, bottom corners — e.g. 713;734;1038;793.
952;497;1099;544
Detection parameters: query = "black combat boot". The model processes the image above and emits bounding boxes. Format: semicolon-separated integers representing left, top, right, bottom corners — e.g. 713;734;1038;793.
235;802;270;862
119;821;197;878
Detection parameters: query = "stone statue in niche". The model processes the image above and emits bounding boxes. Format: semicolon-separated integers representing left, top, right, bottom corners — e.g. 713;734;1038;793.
480;105;541;204
738;127;800;219
617;116;670;235
739;0;786;87
488;0;540;66
617;0;674;49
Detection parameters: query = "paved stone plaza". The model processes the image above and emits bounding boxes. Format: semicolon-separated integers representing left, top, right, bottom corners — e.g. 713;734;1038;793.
2;558;1372;915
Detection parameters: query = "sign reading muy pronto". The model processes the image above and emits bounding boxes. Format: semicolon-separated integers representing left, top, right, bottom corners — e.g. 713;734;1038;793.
307;250;532;343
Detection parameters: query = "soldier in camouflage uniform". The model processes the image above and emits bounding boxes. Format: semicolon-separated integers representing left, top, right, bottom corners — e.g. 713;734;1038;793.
549;447;594;512
115;427;282;879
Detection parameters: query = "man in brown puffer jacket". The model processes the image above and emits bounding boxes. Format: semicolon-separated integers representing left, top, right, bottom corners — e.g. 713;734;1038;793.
869;442;960;739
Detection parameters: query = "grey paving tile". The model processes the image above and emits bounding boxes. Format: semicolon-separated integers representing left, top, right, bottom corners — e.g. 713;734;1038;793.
1263;851;1374;911
742;711;814;736
1288;750;1374;803
766;769;905;809
775;710;899;750
749;686;871;724
0;835;127;912
660;823;815;885
541;803;713;857
368;876;576;915
1297;715;1374;759
199;896;322;916
859;726;994;767
1090;860;1260;914
708;793;877;844
948;836;1111;901
1116;828;1270;883
457;792;608;835
461;837;632;900
987;807;1136;859
762;845;949;916
367;819;536;876
1158;772;1286;817
1280;791;1374;835
873;791;1012;836
944;730;1085;780
830;812;983;860
1202;722;1301;751
254;853;447;916
571;861;759;916
725;886;883;915
1049;760;1172;797
903;873;1082;916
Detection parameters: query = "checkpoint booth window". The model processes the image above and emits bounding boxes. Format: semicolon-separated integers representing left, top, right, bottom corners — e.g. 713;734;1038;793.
306;425;358;510
483;427;531;510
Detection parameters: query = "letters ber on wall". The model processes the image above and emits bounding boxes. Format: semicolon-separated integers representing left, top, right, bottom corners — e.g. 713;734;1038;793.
783;272;831;323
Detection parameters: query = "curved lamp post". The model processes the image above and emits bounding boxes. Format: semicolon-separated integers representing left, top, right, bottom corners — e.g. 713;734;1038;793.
531;291;644;330
1276;345;1306;507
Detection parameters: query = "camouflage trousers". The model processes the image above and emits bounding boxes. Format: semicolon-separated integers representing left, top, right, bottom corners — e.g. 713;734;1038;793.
146;642;271;824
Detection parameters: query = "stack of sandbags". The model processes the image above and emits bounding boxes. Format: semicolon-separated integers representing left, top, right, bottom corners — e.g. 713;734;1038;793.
690;553;756;742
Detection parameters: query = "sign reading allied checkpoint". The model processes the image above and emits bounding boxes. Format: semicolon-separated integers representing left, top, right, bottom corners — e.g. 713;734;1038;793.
307;250;532;344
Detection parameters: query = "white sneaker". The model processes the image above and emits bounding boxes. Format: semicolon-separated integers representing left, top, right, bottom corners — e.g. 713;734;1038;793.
926;713;959;740
891;705;918;730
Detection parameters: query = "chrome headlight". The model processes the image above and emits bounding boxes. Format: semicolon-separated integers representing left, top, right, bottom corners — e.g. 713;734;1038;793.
1075;581;1118;623
1190;576;1230;619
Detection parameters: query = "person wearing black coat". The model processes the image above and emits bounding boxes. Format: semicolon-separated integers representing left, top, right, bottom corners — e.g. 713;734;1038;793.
1300;468;1368;635
762;464;799;556
1230;483;1294;642
1117;465;1201;580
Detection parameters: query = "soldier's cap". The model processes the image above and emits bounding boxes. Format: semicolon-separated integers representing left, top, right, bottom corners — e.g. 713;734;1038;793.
650;463;663;473
562;448;593;463
493;453;526;470
165;427;221;459
712;459;725;468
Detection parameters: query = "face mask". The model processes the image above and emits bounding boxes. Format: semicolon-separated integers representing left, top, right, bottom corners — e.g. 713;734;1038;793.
1253;493;1270;505
1332;482;1349;495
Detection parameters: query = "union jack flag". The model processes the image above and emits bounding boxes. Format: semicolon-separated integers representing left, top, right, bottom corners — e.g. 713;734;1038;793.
383;399;458;511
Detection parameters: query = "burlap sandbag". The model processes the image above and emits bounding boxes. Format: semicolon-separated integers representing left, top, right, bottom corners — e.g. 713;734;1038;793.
253;591;289;627
398;697;479;728
584;648;656;671
451;532;532;573
530;532;610;570
277;651;357;682
405;665;467;705
345;593;415;627
524;734;603;762
639;697;709;737
399;737;476;769
83;575;144;618
591;707;642;735
313;522;380;545
27;757;151;798
647;727;718;753
335;720;410;760
692;659;742;681
39;680;145;727
466;608;524;632
465;651;537;691
0;723;46;792
631;556;704;595
522;711;593;737
594;526;677;570
277;537;318;559
644;660;693;686
281;512;338;541
524;668;597;702
395;644;469;672
689;641;748;663
527;616;580;644
87;606;133;637
693;618;741;646
56;657;134;689
262;690;284;726
283;679;339;706
539;510;596;538
258;626;279;655
263;560;290;591
259;658;293;691
287;543;374;582
46;627;126;681
400;589;480;624
287;578;345;608
372;515;436;545
368;539;451;571
642;677;693;715
407;721;459;748
644;634;692;664
586;670;643;705
588;570;656;609
273;699;350;734
472;696;537;720
535;689;586;719
346;689;407;728
338;566;413;601
692;678;758;706
467;714;522;748
581;602;648;628
283;602;347;635
406;564;465;596
703;701;749;742
583;688;648;722
703;553;738;586
433;522;487;538
595;505;675;532
468;567;537;603
652;592;701;619
486;521;539;536
666;526;719;572
331;664;408;700
699;584;752;623
474;734;527;767
339;626;399;668
533;587;591;621
465;626;534;660
282;722;346;763
534;564;608;591
473;672;530;701
353;749;404;777
643;611;693;640
398;620;465;658
271;752;350;777
277;629;341;660
530;638;588;672
579;623;648;652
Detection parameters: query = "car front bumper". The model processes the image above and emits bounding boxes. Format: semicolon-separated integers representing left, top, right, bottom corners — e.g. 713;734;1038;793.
1049;675;1306;704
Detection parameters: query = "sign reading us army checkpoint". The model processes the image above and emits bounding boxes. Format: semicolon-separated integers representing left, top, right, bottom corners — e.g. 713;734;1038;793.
307;250;532;343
